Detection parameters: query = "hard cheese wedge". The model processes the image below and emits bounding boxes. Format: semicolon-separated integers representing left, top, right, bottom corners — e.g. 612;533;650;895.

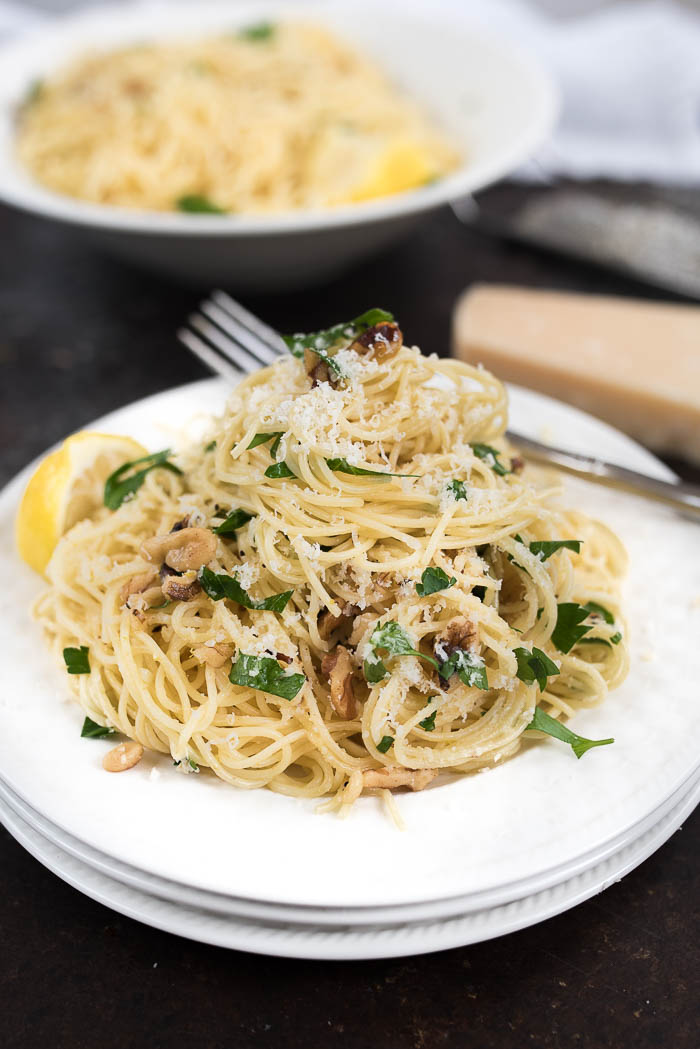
453;284;700;463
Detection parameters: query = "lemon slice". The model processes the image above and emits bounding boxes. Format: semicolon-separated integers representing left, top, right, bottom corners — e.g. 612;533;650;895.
16;431;147;576
344;140;436;203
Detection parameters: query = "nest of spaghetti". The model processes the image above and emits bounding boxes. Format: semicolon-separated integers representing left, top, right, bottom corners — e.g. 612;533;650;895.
37;309;629;816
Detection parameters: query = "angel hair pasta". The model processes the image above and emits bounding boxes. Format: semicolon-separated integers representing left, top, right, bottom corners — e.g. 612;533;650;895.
36;310;628;815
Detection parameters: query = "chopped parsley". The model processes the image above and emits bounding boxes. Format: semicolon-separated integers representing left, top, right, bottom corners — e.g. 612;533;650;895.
514;646;560;692
199;567;292;612
578;601;622;646
63;646;90;675
416;566;456;597
238;21;275;41
368;621;439;672
325;458;419;478
80;715;113;738
248;431;283;451
471;443;511;477
419;708;437;732
437;649;488;690
24;79;44;106
230;653;305;700
173;757;200;771
551;603;594;653
104;449;182;510
212;508;255;535
583;600;615;624
376;735;394;754
264;461;296;479
527;706;614;759
446;479;468;501
283;308;394;359
175;194;226;214
204;440;216;452
528;539;582;561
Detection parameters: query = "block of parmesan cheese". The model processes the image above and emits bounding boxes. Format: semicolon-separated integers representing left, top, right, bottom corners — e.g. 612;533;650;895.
453;284;700;464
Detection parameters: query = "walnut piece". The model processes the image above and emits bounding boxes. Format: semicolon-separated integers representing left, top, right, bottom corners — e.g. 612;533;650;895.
350;322;403;363
141;526;217;572
362;767;438;792
192;643;234;668
434;616;478;659
321;645;357;720
161;569;201;602
317;599;360;641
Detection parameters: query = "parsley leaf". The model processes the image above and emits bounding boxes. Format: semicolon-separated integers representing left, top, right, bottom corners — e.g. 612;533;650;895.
551;603;594;653
80;715;113;738
176;194;226;214
199;567;292;612
212;508;255;535
527;707;614;759
582;600;615;625
238;21;275;41
437;649;488;690
419;708;437;731
230;653;305;700
363;656;389;683
63;646;90;675
471;443;511;477
326;458;419;478
264;461;296;479
514;646;560;691
416;566;456;597
283;308;394;359
446;479;468;501
248;431;283;451
528;539;582;561
369;621;439;671
104;449;182;510
173;757;199;771
377;735;394;754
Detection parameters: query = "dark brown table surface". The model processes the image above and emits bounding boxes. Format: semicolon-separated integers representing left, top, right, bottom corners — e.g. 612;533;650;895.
1;185;698;1049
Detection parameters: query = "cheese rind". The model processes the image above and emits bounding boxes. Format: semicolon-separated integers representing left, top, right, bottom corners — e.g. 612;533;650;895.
452;285;700;463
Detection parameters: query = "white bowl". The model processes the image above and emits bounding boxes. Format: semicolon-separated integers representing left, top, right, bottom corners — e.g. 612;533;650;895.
0;1;558;289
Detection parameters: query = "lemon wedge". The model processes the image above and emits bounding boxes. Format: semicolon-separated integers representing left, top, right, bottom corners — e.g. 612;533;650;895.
345;140;436;203
16;431;147;576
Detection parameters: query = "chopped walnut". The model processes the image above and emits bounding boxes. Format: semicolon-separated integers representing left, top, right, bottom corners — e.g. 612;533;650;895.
304;347;334;388
141;527;217;572
161;569;201;602
120;569;160;608
350;322;403;363
434;616;478;660
192;643;234;668
321;645;357;720
362;766;438;792
317;599;360;641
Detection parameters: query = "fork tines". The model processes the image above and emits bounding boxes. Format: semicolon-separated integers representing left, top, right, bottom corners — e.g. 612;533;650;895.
178;289;288;380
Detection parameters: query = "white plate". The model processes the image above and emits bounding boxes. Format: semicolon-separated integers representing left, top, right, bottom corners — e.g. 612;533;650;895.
1;380;699;915
2;761;699;928
0;1;557;288
2;774;698;960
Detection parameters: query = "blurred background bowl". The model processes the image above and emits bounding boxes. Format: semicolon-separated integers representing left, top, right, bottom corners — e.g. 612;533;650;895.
0;0;558;290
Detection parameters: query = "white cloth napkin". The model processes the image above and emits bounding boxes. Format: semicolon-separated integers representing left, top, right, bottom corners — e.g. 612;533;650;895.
3;0;700;183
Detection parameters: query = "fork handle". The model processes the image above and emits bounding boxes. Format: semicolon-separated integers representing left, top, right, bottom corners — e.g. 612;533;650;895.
508;431;700;520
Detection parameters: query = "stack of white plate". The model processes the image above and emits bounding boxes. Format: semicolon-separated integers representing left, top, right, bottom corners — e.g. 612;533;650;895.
1;380;699;960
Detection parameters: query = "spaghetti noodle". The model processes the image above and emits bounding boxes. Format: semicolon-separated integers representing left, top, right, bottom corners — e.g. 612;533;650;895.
36;313;628;813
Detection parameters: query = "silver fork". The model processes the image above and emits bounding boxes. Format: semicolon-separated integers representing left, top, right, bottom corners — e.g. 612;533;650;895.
177;291;700;519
